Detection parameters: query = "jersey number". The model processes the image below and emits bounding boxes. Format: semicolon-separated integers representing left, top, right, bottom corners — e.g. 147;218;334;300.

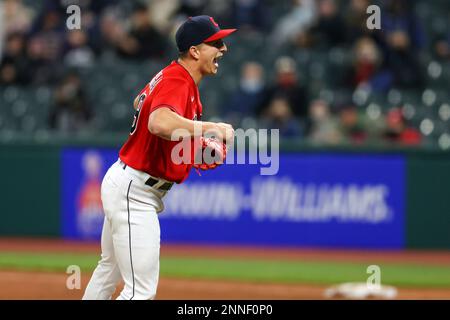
130;93;146;135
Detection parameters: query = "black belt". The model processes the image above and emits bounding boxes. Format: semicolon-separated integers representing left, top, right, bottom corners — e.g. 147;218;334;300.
122;163;173;192
145;177;173;191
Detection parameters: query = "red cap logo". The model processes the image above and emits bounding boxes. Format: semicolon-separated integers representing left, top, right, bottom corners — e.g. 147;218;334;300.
209;17;219;27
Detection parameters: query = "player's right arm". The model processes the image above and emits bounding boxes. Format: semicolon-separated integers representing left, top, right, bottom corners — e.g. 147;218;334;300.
148;107;233;142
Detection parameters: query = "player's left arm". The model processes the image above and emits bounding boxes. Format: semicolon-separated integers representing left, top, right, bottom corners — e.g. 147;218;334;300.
133;96;140;110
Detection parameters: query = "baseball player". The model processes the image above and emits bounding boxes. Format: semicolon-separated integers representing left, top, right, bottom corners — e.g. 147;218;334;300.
82;16;236;300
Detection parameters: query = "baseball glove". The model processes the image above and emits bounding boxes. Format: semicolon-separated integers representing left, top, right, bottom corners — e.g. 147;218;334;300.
193;137;227;173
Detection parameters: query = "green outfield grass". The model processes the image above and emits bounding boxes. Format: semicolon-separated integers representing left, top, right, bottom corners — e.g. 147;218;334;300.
0;252;450;288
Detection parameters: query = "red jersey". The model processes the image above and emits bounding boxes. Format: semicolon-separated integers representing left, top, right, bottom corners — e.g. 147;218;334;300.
119;61;202;183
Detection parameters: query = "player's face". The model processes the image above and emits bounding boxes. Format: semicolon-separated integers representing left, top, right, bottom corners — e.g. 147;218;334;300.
198;39;227;75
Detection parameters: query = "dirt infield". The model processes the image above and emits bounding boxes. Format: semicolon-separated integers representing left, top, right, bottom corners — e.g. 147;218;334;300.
1;238;450;300
2;270;450;300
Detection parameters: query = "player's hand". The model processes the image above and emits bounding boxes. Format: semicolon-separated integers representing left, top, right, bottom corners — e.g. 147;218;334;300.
214;122;234;143
193;136;228;173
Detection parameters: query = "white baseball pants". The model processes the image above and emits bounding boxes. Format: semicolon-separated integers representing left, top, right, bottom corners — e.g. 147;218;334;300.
82;159;166;300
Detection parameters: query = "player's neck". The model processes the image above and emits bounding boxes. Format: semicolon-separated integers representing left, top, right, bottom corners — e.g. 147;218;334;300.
177;58;203;86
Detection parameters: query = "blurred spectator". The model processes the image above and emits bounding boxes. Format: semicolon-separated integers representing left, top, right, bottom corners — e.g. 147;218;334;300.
22;8;66;84
351;37;380;86
148;0;180;32
309;0;346;48
345;36;392;92
230;0;269;34
203;0;233;28
377;0;425;88
380;0;426;50
176;0;207;17
0;63;17;85
49;73;93;132
434;34;450;61
29;9;65;61
268;0;317;48
381;108;421;145
223;62;266;127
26;36;60;84
2;0;34;35
344;0;372;43
337;104;367;144
63;30;95;68
116;4;168;60
87;0;122;15
258;56;309;121
97;7;127;56
77;7;102;51
173;1;233;32
306;99;342;145
0;33;29;85
260;97;302;138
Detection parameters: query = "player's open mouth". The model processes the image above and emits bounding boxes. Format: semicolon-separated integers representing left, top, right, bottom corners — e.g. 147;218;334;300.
213;55;223;68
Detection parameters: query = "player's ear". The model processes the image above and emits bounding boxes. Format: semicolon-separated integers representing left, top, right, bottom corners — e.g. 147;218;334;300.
189;46;200;60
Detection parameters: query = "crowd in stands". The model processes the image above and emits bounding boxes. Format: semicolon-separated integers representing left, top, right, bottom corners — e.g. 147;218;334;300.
0;0;449;148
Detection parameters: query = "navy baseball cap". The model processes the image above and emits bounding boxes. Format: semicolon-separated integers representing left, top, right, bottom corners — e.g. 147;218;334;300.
176;15;237;52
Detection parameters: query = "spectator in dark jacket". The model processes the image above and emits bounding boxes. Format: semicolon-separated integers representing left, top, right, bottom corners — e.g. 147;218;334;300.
310;0;347;48
260;96;303;138
49;73;93;132
258;56;309;121
231;0;269;34
116;4;167;60
376;0;425;88
0;33;30;85
344;0;372;43
223;62;266;127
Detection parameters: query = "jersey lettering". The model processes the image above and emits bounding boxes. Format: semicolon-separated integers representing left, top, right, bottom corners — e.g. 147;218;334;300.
130;93;146;135
149;71;163;94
